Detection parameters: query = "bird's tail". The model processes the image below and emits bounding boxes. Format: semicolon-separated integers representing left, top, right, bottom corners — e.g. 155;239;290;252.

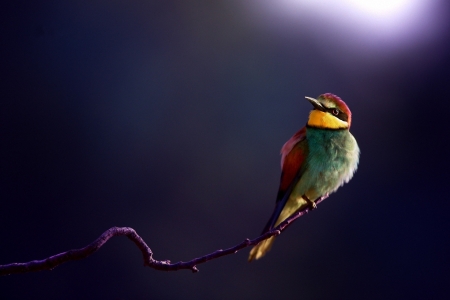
248;236;276;261
247;192;289;262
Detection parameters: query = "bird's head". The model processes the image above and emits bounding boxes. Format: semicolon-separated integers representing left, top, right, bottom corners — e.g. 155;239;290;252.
305;93;352;129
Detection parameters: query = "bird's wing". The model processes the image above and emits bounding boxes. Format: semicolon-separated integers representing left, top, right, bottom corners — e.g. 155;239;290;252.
260;127;308;233
249;127;308;261
278;127;307;203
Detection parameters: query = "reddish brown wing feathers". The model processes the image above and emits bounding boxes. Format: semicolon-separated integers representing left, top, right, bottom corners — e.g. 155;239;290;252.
259;127;308;234
277;127;307;202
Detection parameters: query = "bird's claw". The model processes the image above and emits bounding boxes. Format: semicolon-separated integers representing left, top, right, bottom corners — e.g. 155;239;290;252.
303;195;317;210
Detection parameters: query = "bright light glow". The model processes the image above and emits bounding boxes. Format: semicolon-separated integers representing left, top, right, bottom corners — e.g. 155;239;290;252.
246;0;440;56
346;0;410;17
276;0;424;30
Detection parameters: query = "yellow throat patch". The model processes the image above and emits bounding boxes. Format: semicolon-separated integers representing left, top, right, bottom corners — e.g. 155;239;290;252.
307;110;348;129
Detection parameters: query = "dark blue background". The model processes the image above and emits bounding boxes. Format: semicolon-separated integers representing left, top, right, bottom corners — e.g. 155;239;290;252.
1;1;450;299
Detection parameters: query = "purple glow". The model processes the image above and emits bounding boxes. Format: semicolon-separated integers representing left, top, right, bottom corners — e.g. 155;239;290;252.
243;0;446;56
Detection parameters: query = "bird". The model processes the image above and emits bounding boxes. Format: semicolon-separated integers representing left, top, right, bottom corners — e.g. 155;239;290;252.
248;93;360;261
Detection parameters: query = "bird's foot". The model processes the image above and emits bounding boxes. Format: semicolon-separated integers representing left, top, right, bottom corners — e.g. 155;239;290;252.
304;195;317;210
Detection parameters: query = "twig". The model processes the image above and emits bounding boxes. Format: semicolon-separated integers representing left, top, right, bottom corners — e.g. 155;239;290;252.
0;196;327;275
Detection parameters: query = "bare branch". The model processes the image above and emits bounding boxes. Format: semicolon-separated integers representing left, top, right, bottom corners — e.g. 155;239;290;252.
0;196;327;275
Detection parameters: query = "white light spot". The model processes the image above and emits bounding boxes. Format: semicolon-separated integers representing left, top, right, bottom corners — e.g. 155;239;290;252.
244;0;442;56
345;0;410;17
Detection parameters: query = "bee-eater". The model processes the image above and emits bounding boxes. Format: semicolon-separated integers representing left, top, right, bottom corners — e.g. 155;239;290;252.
248;93;360;261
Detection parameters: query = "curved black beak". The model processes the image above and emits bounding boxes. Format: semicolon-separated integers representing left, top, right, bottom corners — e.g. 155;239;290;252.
305;96;325;111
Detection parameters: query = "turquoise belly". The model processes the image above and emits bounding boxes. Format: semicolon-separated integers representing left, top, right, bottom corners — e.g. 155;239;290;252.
293;127;359;199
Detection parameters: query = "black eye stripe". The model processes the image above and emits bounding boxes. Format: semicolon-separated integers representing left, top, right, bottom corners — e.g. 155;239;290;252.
325;107;348;122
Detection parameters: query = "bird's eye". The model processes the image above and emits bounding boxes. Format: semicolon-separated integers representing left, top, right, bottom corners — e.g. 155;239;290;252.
332;109;339;116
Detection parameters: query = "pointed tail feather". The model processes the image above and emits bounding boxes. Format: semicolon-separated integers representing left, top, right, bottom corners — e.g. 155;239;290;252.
248;236;276;261
248;186;294;262
247;199;285;262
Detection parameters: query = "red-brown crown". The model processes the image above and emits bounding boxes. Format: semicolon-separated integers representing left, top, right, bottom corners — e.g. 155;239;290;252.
317;93;352;127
